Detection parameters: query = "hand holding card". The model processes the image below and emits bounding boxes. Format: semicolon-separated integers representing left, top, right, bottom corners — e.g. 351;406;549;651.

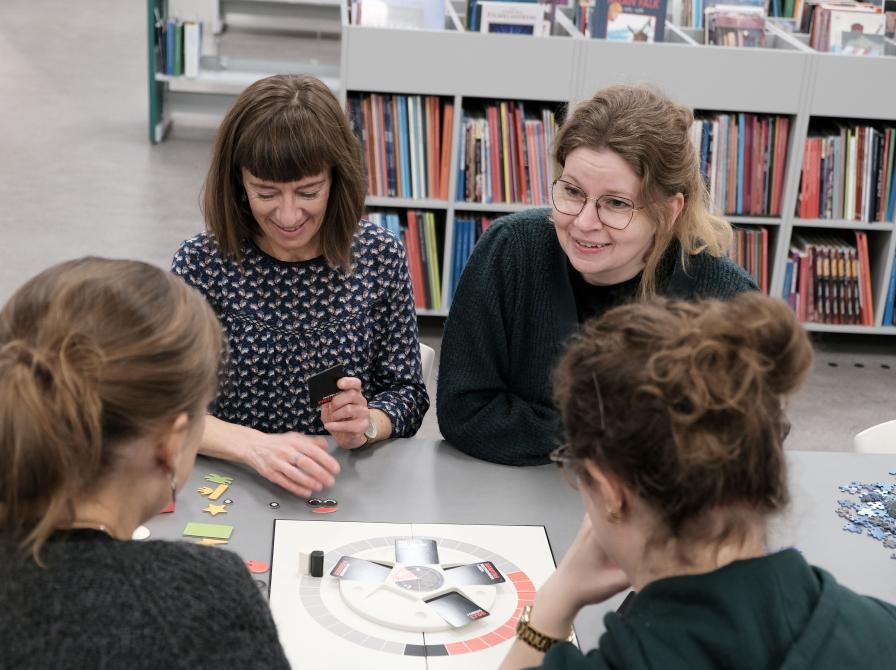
320;376;375;450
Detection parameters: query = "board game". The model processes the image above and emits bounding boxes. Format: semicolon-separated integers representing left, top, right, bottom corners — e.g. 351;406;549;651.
269;521;560;668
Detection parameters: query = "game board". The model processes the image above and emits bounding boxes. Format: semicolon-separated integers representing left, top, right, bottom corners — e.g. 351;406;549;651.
269;521;560;668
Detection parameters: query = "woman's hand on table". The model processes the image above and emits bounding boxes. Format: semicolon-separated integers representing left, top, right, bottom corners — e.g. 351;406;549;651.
244;431;341;498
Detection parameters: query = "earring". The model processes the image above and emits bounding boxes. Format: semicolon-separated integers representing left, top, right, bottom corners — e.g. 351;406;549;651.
170;475;178;507
606;506;622;523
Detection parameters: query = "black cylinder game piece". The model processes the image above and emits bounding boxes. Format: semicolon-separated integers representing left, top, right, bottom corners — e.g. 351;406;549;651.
310;550;324;577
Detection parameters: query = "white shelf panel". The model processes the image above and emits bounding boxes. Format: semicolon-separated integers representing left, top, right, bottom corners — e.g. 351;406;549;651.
366;196;450;209
416;308;449;317
803;322;889;334
578;40;810;114
811;52;896;119
159;70;340;95
793;219;896;231
344;26;577;101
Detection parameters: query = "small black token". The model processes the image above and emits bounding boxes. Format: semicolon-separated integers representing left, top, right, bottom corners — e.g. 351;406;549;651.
269;502;280;509
322;499;338;506
310;550;325;578
306;498;322;506
223;499;233;505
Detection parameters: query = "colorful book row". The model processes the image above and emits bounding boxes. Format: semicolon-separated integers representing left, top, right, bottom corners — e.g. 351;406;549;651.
456;101;560;205
347;93;453;201
449;216;495;303
783;232;875;325
797;123;896;223
367;210;443;311
690;113;790;217
729;226;769;293
154;15;200;78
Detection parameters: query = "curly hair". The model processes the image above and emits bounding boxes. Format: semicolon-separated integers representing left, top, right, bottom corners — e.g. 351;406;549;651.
553;292;813;541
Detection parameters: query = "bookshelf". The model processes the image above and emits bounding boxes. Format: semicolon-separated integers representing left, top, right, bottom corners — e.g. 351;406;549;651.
147;0;343;143
146;3;896;331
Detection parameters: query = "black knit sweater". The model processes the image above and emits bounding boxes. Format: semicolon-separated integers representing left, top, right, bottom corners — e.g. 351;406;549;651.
436;208;758;466
0;529;290;669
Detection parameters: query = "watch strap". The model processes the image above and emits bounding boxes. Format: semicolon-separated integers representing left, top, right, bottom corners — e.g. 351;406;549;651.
515;604;571;653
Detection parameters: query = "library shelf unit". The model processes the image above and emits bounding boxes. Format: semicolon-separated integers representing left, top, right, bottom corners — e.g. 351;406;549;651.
146;2;896;331
147;0;343;143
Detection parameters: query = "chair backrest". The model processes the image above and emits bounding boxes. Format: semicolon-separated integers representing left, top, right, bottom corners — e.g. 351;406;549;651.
419;343;436;386
853;419;896;454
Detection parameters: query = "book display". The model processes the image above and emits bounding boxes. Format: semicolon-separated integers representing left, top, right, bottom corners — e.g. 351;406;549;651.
147;0;896;332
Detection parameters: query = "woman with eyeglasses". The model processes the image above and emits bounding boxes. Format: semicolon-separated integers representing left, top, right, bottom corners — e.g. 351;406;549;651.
172;74;428;498
0;258;290;668
437;84;756;466
501;292;896;670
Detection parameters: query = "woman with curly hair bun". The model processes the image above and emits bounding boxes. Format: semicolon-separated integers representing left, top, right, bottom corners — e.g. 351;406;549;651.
501;292;896;670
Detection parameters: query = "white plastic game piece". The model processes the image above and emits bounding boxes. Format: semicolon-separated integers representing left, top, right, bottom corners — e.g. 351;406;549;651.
298;551;311;575
132;525;151;540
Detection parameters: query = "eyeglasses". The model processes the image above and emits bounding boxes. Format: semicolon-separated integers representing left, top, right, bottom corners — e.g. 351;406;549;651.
551;179;643;230
549;444;580;490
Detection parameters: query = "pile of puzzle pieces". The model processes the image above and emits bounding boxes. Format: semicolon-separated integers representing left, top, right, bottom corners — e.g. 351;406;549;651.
835;470;896;560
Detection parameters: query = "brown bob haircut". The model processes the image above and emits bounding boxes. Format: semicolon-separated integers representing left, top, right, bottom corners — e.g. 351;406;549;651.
553;84;733;298
202;74;367;271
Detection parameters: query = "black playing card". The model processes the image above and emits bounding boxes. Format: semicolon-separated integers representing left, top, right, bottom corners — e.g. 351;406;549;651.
329;556;392;583
424;591;490;628
307;364;346;406
395;538;439;565
443;561;506;587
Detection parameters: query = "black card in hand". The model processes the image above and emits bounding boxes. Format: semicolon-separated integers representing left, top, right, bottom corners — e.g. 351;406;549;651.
307;364;346;406
424;591;490;628
443;561;506;587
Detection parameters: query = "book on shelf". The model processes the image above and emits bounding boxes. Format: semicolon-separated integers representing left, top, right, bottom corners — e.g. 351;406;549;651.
465;0;555;31
783;231;874;325
797;122;896;223
693;0;763;28
887;0;896;35
457;100;560;205
705;5;768;46
347;93;453;201
449;215;496;302
157;14;203;78
690;112;790;217
729;226;769;293
478;1;554;34
351;0;446;29
809;2;885;54
592;0;667;41
883;254;896;325
368;210;443;310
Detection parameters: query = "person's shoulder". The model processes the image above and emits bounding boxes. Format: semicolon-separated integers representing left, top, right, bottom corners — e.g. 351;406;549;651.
815;564;896;623
475;208;555;253
176;232;220;256
122;539;248;583
357;218;403;255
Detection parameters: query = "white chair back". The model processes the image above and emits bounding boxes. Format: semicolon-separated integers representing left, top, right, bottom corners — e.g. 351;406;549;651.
419;343;436;387
853;419;896;454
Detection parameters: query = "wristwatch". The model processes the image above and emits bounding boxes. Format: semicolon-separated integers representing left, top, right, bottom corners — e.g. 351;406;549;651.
515;604;574;653
362;414;378;445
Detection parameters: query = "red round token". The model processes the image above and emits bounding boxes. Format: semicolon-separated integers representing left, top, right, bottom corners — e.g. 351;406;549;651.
312;507;338;514
245;560;270;574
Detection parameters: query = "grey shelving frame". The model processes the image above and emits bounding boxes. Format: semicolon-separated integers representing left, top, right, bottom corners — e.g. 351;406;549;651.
147;3;896;331
341;22;896;329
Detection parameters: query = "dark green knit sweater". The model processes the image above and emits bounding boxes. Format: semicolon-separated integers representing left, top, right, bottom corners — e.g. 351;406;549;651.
531;549;896;670
437;208;757;466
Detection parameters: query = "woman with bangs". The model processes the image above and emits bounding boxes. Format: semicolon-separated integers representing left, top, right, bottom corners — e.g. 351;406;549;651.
172;74;428;497
437;84;757;467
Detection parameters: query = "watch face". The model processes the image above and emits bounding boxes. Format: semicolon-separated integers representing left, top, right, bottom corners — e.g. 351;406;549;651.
365;416;377;440
391;565;444;592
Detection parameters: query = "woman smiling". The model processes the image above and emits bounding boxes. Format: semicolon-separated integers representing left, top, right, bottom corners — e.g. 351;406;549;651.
437;84;757;466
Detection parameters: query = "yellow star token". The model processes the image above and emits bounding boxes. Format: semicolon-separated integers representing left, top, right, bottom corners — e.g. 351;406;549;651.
196;538;228;546
203;503;228;516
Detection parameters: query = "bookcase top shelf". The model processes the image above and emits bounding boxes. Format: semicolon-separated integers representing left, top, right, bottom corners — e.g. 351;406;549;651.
793;220;896;232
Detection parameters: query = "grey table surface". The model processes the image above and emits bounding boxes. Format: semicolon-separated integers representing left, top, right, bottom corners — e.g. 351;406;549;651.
145;440;896;651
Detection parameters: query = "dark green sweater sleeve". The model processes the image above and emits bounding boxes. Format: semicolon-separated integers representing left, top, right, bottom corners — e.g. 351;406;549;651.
437;218;563;466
